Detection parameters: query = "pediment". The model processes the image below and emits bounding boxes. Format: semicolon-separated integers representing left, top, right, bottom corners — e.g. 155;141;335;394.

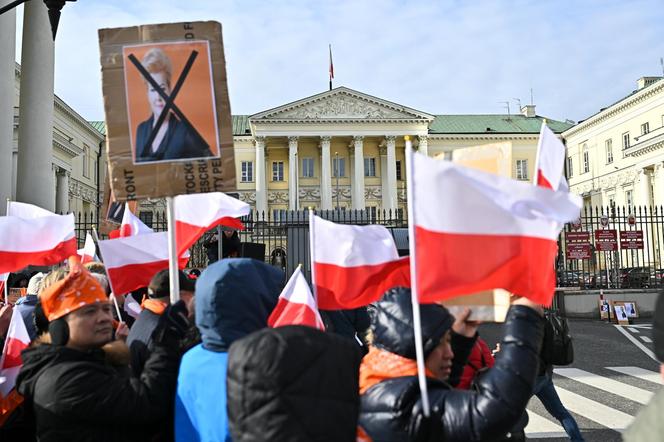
251;87;434;122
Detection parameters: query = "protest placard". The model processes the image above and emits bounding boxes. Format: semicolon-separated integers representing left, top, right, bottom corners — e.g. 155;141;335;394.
99;21;235;201
99;172;138;235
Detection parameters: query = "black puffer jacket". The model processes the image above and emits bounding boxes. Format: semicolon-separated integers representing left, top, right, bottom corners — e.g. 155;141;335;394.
359;289;544;442
16;332;180;441
227;325;362;442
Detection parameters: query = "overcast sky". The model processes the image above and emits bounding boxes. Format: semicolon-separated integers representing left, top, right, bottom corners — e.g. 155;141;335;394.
12;0;664;123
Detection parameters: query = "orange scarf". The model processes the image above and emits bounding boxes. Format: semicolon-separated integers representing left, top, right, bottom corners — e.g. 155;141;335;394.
359;346;435;395
141;298;168;316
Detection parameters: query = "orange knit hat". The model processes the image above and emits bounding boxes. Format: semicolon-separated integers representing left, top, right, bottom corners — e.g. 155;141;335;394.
41;256;108;321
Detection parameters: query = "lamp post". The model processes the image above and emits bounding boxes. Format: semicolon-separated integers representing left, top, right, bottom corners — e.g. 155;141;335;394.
334;152;340;210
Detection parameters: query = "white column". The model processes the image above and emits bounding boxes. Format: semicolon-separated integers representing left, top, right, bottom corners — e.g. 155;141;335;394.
655;164;664;207
418;135;429;157
55;169;69;214
288;136;298;210
255;136;268;215
637;169;652;208
0;2;16;215
319;136;333;210
385;135;398;213
16;0;56;211
380;146;388;210
352;135;365;210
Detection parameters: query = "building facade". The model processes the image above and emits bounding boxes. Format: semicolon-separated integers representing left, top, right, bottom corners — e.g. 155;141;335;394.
12;63;106;218
232;87;571;216
564;77;664;212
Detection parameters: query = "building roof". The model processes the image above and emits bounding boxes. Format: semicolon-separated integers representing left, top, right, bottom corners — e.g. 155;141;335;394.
429;114;573;134
233;115;251;135
88;121;106;136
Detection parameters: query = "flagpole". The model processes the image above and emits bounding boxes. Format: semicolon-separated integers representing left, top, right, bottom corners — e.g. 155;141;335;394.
532;120;546;186
91;227;104;262
308;208;318;305
405;135;431;417
166;196;180;304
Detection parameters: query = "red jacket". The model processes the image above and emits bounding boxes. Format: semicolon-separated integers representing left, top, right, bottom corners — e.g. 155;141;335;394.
457;337;495;390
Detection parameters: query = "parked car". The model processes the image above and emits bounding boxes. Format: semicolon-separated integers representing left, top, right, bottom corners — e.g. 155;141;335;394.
619;267;653;288
557;270;581;287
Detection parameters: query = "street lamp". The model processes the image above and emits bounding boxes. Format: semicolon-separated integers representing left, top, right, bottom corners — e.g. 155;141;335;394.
334;152;340;210
0;0;76;40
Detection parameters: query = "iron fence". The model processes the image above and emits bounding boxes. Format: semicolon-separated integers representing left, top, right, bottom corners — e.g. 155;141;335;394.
74;209;407;281
74;205;664;290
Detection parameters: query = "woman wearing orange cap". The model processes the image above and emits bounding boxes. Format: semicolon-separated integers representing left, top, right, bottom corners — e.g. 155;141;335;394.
15;258;189;442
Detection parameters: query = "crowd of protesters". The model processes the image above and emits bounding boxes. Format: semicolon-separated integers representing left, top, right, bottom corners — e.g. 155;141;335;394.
0;255;662;442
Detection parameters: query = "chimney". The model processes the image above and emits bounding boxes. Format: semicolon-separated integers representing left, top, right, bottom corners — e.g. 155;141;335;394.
520;104;536;118
637;76;662;90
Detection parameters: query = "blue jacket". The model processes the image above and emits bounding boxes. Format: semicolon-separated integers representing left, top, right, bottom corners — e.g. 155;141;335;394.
175;259;282;442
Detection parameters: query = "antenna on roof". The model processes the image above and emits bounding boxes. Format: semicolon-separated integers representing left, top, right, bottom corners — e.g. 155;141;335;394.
530;88;534;105
513;98;522;111
499;101;511;119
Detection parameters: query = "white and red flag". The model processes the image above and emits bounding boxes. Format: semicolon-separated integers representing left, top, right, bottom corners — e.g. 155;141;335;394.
0;308;31;397
120;203;154;237
78;233;97;264
0;203;77;274
310;214;410;310
410;151;581;305
0;273;7;301
534;122;567;191
98;232;188;295
268;266;325;330
174;192;249;257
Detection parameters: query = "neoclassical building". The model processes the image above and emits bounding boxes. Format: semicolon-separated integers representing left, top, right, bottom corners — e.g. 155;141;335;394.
564;76;664;212
11;63;106;217
232;87;571;216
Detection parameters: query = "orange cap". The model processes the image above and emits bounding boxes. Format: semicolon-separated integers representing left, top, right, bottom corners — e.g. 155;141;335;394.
41;256;108;321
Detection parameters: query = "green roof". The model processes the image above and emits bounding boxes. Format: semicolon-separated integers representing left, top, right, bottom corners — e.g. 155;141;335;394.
429;114;573;134
232;115;251;135
87;117;251;137
88;120;106;136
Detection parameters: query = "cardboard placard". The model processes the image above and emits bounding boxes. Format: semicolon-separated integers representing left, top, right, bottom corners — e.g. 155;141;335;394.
441;289;512;323
613;300;639;319
99;169;138;235
599;299;610;320
613;304;630;325
99;21;235;201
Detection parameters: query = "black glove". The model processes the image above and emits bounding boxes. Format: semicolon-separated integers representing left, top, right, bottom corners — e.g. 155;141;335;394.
152;300;190;345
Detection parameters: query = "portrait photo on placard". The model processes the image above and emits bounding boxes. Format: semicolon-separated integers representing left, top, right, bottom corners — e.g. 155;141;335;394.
122;41;220;165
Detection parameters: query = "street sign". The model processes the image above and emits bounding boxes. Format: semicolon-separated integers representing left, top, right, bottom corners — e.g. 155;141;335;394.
620;230;644;249
566;243;591;259
566;231;590;241
594;229;618;251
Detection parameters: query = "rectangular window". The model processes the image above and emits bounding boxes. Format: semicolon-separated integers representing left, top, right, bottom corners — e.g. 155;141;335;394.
605;139;613;164
272;161;284;181
302;158;314;178
515;159;528;181
583;149;590;173
241;161;253;182
641;122;650;135
626;190;633;209
364;158;376;177
623;132;631;149
333;157;345;178
138;211;153;228
82;145;89;178
567;157;573;177
396;160;402;180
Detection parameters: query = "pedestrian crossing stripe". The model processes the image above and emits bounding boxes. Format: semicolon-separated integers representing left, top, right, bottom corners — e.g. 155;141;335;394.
524;366;661;439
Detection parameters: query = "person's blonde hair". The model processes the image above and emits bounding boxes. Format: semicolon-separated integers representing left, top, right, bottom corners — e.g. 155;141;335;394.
141;47;172;88
84;262;107;276
38;267;68;297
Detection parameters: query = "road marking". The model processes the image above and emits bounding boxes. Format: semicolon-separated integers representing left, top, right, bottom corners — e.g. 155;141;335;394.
628;327;639;333
524;409;565;439
614;324;658;362
640;335;653;343
553;386;634;430
607;366;662;384
554;368;653;405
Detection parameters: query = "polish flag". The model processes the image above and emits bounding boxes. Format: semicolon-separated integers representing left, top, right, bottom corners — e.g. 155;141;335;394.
120;203;153;237
0;273;7;301
534;123;566;191
78;233;97;264
0;308;31;397
0;203;77;274
311;215;410;310
409;150;581;305
268;266;325;330
98;232;188;295
174;192;250;257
